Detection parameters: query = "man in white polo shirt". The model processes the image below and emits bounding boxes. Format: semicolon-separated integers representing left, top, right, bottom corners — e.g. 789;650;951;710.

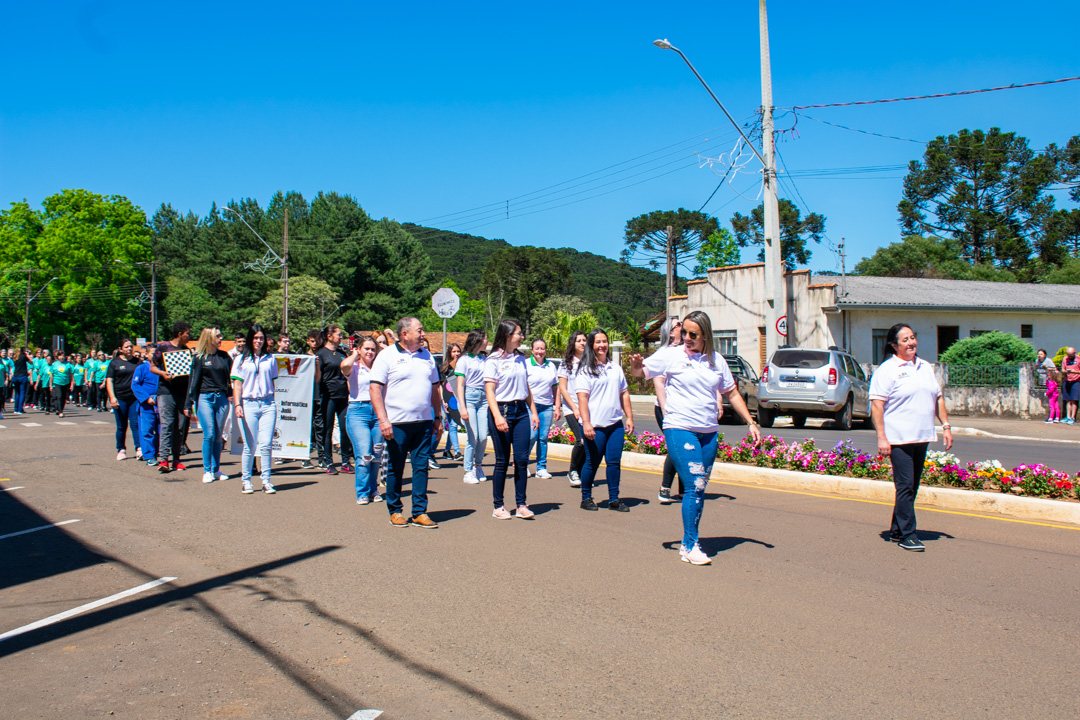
370;316;443;529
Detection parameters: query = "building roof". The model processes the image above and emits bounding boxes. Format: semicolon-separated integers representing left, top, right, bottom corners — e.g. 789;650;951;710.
813;275;1080;311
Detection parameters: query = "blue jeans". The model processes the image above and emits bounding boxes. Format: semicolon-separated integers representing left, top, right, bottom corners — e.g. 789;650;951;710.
463;386;489;475
13;377;28;413
197;392;230;475
385;420;433;516
528;403;554;471
443;411;462;455
581;420;624;502
138;400;160;462
240;397;276;484
664;428;719;550
490;400;532;508
113;397;140;452
346;401;382;500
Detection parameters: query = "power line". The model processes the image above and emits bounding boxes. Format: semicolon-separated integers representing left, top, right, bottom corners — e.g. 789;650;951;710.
791;75;1080;110
792;112;926;144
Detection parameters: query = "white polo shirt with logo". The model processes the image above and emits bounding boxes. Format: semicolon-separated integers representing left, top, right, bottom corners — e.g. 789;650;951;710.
370;343;439;424
526;357;558;406
454;353;486;390
642;348;735;433
868;355;941;445
572;361;629;428
483;351;530;403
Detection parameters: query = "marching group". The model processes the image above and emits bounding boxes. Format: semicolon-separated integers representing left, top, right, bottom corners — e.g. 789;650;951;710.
3;310;962;561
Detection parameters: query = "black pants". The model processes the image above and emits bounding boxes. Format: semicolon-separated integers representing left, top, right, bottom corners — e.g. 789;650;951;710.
321;392;353;466
563;413;587;475
653;405;682;493
890;442;928;539
51;386;67;415
310;385;324;461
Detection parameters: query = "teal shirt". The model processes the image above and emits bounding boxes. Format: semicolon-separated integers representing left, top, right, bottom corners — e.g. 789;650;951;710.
93;360;108;384
50;362;72;387
0;358;11;381
73;364;86;386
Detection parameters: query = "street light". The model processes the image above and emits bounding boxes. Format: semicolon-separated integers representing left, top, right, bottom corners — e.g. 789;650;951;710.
24;276;58;347
222;205;289;334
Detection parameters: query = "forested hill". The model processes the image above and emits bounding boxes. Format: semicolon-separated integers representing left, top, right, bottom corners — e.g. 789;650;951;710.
402;223;685;321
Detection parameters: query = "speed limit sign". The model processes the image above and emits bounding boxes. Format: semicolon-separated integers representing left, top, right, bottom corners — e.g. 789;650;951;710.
776;316;787;337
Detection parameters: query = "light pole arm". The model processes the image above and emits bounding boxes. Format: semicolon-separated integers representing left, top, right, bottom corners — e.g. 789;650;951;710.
222;207;284;262
28;277;59;303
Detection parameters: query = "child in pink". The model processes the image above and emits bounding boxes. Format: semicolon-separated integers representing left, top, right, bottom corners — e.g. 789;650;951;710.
1046;369;1061;423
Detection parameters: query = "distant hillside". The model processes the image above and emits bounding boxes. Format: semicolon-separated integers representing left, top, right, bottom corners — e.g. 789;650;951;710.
403;223;684;322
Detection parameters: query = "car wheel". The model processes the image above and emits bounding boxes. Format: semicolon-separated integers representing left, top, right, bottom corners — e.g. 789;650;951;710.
757;406;774;428
834;397;853;431
791;414;806;429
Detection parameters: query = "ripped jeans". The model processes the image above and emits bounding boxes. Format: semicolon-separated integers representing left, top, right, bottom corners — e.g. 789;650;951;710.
346;400;384;500
664;428;719;550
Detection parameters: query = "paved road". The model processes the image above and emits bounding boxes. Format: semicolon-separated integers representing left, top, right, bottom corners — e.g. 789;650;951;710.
3;413;1080;719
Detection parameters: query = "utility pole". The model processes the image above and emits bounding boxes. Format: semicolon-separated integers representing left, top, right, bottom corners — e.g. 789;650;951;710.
24;269;32;347
839;237;847;297
665;225;675;301
150;262;157;343
760;0;785;357
282;209;289;335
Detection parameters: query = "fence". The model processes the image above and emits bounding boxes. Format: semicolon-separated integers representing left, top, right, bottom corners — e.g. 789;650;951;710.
935;363;1049;419
943;364;1021;389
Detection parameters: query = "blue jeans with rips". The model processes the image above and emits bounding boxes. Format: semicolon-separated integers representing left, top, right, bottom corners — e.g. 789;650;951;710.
664;428;719;550
581;420;624;503
346;401;382;500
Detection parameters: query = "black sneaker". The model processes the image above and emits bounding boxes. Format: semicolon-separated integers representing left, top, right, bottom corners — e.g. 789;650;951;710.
580;498;598;511
898;535;925;552
326;464;340;475
889;530;903;543
300;460;314;469
658;488;673;504
608;499;629;513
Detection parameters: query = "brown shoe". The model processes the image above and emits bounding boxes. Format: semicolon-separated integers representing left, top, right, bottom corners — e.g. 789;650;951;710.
408;513;439;529
389;512;408;528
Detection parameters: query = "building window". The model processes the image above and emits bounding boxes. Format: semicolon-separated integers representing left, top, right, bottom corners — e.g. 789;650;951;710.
1021;324;1033;338
872;329;889;365
714;330;737;355
970;330;990;338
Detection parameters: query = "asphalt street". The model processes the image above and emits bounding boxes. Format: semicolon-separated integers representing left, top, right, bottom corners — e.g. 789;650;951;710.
2;407;1080;719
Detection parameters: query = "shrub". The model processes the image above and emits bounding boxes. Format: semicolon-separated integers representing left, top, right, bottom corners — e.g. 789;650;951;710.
938;330;1036;365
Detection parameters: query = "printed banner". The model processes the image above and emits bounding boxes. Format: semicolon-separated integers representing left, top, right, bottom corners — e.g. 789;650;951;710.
229;354;316;460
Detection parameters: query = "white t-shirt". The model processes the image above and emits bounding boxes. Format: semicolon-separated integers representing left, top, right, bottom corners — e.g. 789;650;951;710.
643;348;735;433
230;353;278;400
868;355;941;445
483;351;530;403
526;357;559;406
370;343;439;424
454;354;486;390
348;362;374;403
558;356;581;413
572;361;629;428
646;345;682;407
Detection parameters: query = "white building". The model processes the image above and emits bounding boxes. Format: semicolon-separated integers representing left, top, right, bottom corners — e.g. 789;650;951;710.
667;263;1080;368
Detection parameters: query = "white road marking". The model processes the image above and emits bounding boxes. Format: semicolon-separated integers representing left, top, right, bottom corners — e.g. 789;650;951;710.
0;519;81;541
20;423;42;427
87;421;109;425
0;576;177;642
55;421;76;425
0;487;25;492
347;711;383;720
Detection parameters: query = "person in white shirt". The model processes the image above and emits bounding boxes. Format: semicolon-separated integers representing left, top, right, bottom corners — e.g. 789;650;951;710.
526;338;561;479
342;336;384;505
649;317;684;504
870;323;952;552
557;331;588;487
231;325;280;494
454;329;490;484
370;317;443;529
484;319;539;520
631;311;760;565
573;328;633;512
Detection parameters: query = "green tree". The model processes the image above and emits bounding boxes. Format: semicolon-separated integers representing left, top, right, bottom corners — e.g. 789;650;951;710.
415;279;485;333
938;330;1036;365
531;295;592;334
481;246;572;335
1052;134;1080;203
854;235;1016;282
622;209;719;292
541;310;598;357
730;198;825;268
693;228;740;276
898;128;1058;269
1043;259;1080;285
256;275;338;333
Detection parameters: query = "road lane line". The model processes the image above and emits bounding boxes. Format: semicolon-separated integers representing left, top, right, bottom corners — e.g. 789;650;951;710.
0;576;177;642
347;711;383;719
0;487;25;492
20;423;42;427
0;519;81;541
55;421;76;425
87;421;109;425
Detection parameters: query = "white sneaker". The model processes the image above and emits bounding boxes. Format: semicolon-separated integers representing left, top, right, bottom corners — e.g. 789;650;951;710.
535;468;552;479
372;494;384;503
526;468;534;478
241;480;254;494
135;448;142;460
475;469;488;482
262;481;277;494
117;449;127;461
202;472;215;483
681;544;711;565
216;472;230;482
569;470;581;488
357;496;370;505
463;472;480;484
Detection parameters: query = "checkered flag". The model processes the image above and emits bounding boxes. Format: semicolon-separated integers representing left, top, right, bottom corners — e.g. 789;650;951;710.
162;349;193;377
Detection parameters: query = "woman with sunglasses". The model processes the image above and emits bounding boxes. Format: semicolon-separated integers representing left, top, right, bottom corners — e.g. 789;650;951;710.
185;327;233;484
631;311;760;565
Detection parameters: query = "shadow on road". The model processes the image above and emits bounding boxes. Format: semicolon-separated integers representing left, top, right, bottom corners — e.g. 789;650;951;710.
662;536;775;554
527;502;562;515
428;508;476;522
877;529;955;543
273;481;320;492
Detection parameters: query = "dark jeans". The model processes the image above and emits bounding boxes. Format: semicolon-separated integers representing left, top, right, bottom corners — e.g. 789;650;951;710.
581;420;624;502
320;392;353;466
489;400;531;509
13;377;28;413
113;397;140;452
563;413;587;475
890;442;928;539
653;405;682;494
384;420;433;516
310;386;324;461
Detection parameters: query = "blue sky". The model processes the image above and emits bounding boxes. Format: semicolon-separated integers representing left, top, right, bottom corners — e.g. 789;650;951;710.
1;0;1076;276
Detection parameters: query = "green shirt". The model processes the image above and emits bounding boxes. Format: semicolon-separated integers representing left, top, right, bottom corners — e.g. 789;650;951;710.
73;364;86;385
50;362;72;387
0;358;12;381
93;360;108;383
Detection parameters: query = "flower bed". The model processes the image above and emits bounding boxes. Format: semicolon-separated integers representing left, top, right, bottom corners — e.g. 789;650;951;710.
547;427;1080;502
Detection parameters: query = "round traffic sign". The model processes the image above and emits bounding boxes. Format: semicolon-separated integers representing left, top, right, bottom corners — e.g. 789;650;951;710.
776;315;787;337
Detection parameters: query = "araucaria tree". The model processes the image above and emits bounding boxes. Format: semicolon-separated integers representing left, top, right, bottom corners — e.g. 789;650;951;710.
622;209;718;298
730;199;825;269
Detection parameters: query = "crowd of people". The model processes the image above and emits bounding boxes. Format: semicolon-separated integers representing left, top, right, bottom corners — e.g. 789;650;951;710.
3;311;973;562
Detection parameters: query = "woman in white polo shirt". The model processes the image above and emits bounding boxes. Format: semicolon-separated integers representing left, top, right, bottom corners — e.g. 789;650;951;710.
232;324;280;495
557;331;588;487
342;336;383;505
631;311;760;565
526;338;560;479
870;323;952;552
455;329;489;484
484;319;539;520
573;328;634;512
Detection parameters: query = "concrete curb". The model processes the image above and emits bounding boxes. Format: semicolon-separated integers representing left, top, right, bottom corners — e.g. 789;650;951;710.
488;435;1080;526
945;426;1080;445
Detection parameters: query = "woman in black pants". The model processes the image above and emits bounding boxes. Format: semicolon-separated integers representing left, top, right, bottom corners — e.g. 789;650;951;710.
557;331;588;487
651;317;684;503
317;326;354;475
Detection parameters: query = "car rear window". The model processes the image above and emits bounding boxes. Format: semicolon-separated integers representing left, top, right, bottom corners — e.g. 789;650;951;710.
773;350;830;369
